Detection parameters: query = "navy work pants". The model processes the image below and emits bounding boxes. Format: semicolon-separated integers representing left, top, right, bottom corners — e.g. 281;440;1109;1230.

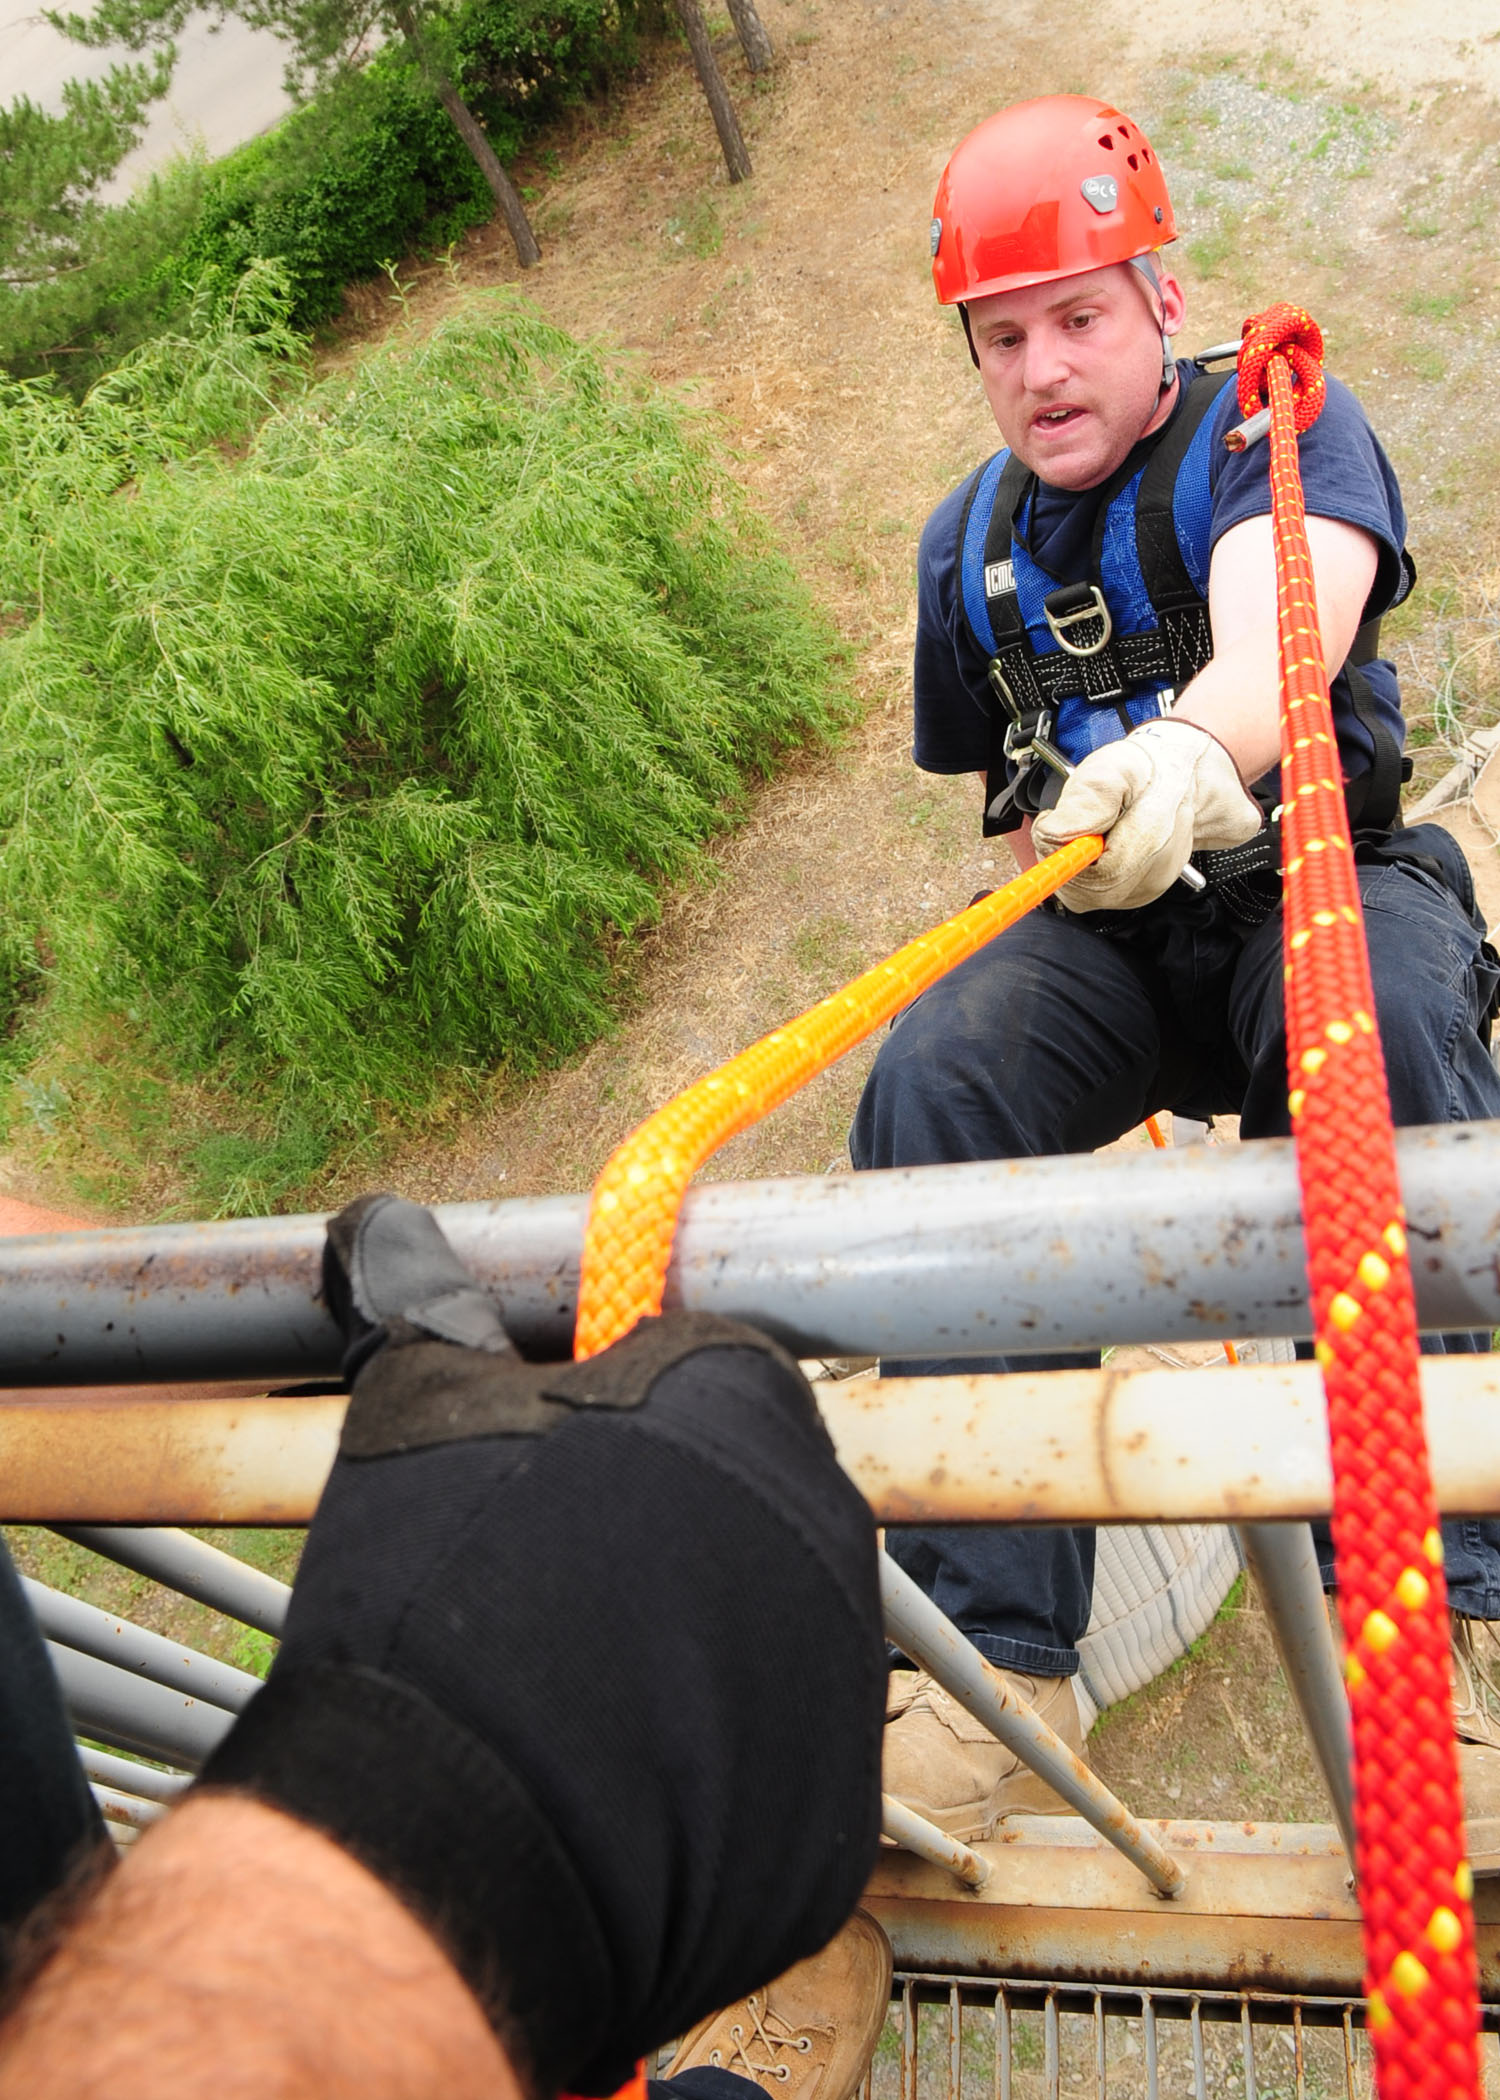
850;828;1500;1677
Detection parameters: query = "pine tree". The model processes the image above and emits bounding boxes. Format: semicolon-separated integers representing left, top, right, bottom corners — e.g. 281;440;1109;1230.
1;55;173;291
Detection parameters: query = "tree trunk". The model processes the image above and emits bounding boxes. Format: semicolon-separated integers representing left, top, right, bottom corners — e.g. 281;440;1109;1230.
671;0;752;183
393;4;541;268
725;0;774;73
430;75;541;269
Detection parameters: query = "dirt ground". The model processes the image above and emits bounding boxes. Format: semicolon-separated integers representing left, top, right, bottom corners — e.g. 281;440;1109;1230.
14;0;1500;1844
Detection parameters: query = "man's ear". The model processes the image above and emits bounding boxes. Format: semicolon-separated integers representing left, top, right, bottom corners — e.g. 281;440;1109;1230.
1156;267;1187;340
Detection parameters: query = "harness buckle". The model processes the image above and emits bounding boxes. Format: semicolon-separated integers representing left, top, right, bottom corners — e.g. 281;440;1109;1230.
986;657;1021;720
1043;583;1114;658
1001;707;1054;767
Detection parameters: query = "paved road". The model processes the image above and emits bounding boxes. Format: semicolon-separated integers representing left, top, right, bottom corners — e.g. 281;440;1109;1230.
1;4;291;198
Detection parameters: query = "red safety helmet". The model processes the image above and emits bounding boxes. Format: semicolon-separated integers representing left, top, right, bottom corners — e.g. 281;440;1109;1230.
930;95;1176;306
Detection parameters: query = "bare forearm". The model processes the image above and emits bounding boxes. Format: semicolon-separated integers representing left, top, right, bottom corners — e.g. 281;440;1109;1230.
1176;510;1382;788
0;1797;520;2100
1171;651;1282;784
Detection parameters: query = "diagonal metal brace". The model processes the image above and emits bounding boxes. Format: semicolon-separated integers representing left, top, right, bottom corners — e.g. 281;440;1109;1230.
881;1794;990;1889
880;1552;1188;1900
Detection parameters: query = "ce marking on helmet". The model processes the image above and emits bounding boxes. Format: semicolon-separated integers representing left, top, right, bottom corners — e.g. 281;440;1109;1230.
1080;174;1119;214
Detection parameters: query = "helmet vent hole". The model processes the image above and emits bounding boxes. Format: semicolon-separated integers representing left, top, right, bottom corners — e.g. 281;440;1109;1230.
1142;147;1153;163
1127;152;1139;170
1097;134;1115;149
1118;124;1130;138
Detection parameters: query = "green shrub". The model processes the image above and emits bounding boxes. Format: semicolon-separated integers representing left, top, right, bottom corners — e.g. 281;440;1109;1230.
0;284;846;1190
456;0;651;130
173;64;491;332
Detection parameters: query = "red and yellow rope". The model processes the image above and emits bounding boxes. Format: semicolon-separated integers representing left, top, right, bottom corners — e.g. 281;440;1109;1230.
1241;301;1478;2095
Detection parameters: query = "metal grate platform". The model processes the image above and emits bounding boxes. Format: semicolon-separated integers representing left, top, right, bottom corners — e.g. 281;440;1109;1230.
867;1975;1500;2100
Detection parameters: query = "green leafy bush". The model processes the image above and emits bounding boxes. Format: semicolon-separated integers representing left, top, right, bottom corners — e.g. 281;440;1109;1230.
0;283;846;1186
172;63;492;332
455;0;648;129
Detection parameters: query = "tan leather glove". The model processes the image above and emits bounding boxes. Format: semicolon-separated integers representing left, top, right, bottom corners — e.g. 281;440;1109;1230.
1030;719;1263;913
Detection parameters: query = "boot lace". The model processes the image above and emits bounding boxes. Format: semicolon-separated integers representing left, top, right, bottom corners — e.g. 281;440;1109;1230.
707;1996;820;2084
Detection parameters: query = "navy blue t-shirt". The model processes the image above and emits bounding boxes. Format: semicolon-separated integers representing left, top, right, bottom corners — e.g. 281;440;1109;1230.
912;361;1411;793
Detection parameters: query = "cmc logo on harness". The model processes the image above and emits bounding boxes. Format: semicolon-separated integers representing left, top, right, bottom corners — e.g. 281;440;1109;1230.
984;560;1015;597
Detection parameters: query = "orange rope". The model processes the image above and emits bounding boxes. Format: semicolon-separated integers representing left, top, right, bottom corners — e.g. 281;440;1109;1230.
1242;303;1479;2096
574;837;1100;1358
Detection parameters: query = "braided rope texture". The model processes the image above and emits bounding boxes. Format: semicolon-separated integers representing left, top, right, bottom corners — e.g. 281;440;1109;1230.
1240;302;1480;2093
573;835;1101;1359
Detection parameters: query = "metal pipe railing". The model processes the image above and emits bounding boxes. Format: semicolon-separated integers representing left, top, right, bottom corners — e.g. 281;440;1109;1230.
77;1743;191;1805
1236;1524;1357;1863
881;1794;991;1889
24;1578;262;1713
51;1526;291;1636
879;1554;1188;1899
92;1782;168;1831
6;1357;1500;1527
0;1121;1497;1385
47;1643;233;1767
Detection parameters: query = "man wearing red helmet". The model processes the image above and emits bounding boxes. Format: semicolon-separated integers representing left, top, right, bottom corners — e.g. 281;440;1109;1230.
853;96;1500;1845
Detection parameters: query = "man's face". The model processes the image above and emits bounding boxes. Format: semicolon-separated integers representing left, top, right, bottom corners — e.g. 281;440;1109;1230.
965;264;1187;490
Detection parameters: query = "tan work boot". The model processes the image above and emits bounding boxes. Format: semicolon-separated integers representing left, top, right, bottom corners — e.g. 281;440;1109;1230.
882;1667;1086;1841
1451;1615;1500;1873
665;1911;893;2100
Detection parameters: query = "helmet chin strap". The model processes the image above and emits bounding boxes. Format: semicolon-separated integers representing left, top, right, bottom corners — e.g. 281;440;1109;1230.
1128;253;1178;393
959;302;980;370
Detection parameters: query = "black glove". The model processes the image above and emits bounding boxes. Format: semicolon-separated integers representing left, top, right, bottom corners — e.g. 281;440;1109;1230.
200;1195;885;2097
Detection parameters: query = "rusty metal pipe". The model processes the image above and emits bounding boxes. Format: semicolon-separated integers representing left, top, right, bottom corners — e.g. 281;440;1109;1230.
7;1356;1500;1528
881;1794;991;1889
0;1121;1498;1385
1224;407;1273;453
0;1392;347;1526
879;1554;1188;1900
860;1813;1474;2002
820;1354;1500;1527
91;1782;168;1831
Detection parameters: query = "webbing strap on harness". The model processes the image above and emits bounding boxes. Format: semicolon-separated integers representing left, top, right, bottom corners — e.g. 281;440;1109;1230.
571;306;1481;2098
969;363;1227;700
1245;301;1479;2098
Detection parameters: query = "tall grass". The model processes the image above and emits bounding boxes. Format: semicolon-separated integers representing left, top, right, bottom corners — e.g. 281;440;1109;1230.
0;275;846;1205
